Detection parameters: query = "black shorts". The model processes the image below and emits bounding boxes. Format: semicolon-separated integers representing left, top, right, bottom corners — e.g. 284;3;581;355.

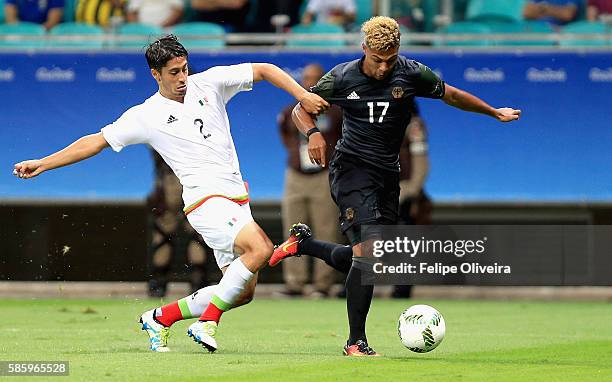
329;151;400;245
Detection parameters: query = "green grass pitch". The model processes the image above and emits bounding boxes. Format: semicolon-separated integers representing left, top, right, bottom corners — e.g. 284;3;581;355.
0;298;610;381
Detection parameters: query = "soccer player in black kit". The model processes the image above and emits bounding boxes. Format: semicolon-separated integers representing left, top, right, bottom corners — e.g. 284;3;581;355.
270;16;521;356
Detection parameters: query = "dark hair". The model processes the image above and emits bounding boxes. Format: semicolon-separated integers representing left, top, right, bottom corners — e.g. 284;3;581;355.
145;35;188;72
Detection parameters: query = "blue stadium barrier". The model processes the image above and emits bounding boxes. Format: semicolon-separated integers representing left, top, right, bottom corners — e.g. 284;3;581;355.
1;51;611;202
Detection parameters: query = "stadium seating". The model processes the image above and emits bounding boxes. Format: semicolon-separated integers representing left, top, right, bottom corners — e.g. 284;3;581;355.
485;21;555;46
1;1;607;50
560;21;608;47
436;21;492;46
0;22;46;49
49;22;105;48
116;23;164;48
171;22;225;49
466;0;526;23
288;22;346;47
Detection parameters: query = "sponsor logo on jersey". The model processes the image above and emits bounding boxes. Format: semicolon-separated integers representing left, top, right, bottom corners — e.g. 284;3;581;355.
96;67;136;82
167;115;178;124
464;67;505;82
526;67;567;82
0;68;15;82
35;67;75;82
392;87;404;99
589;67;612;82
346;91;360;100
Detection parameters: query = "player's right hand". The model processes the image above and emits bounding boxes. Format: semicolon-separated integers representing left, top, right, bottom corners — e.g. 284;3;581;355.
308;132;327;168
13;160;44;179
299;93;330;115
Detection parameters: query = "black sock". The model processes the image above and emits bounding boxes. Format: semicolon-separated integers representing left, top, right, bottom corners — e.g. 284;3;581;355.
299;238;353;274
346;258;374;345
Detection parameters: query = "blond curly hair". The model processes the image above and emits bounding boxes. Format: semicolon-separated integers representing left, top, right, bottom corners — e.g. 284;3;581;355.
361;16;401;51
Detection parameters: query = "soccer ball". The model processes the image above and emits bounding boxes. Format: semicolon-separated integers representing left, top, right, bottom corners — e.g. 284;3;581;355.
397;304;445;353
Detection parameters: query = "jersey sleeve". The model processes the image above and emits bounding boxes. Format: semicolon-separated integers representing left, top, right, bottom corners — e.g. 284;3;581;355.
310;69;336;102
100;106;149;152
194;63;253;104
414;63;445;99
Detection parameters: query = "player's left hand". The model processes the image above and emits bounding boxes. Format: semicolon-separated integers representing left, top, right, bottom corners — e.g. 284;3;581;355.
308;132;327;167
299;93;330;115
495;108;521;122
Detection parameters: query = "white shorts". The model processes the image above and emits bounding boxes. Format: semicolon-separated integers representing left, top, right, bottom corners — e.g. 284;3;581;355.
186;197;254;269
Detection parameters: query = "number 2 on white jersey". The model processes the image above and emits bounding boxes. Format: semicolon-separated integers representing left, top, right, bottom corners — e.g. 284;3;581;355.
367;102;389;123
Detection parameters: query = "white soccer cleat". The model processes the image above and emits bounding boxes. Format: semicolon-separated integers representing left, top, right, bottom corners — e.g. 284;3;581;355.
139;309;170;352
187;321;218;353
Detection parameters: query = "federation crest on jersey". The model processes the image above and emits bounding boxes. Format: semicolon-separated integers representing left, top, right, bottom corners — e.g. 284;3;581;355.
392;87;404;99
345;207;355;221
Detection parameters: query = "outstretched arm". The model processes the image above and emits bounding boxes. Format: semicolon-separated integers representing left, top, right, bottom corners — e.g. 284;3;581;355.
442;84;521;122
251;63;329;115
14;132;110;179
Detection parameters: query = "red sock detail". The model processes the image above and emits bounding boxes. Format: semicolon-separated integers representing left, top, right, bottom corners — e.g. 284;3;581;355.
199;302;224;323
155;301;182;327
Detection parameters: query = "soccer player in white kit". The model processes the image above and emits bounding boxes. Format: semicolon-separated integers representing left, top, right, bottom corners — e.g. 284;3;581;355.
13;35;330;353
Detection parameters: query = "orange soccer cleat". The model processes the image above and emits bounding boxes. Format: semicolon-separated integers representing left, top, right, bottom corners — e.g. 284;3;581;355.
343;340;381;357
269;223;312;267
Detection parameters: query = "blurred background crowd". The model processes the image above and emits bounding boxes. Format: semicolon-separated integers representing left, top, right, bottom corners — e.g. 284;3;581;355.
1;0;611;48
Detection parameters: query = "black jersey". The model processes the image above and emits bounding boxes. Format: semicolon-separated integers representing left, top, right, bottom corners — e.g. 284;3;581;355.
311;56;445;171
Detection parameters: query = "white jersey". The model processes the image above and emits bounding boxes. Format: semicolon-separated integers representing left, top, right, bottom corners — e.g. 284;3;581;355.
101;63;253;208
